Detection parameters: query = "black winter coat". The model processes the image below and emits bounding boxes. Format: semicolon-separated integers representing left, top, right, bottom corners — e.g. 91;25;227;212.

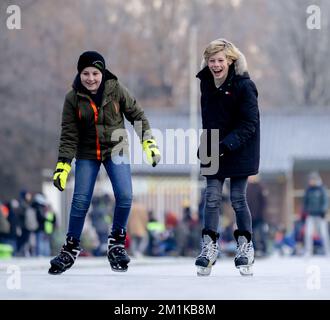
303;185;328;217
196;65;260;178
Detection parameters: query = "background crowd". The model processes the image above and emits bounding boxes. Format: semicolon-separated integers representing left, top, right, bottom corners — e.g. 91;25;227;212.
1;172;329;259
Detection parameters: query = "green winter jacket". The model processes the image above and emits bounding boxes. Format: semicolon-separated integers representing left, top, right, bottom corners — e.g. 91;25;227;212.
58;70;152;162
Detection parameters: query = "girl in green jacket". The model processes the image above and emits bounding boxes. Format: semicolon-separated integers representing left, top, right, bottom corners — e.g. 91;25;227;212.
49;51;160;274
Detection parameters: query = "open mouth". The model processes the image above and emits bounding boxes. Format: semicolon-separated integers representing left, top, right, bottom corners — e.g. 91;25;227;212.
212;69;223;77
212;69;223;76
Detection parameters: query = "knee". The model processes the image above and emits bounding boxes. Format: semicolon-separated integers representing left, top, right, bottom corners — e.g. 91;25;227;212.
72;194;91;212
115;191;133;207
205;192;221;209
230;193;247;210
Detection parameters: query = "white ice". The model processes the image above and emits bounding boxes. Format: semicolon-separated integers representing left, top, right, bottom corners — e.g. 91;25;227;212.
0;255;329;300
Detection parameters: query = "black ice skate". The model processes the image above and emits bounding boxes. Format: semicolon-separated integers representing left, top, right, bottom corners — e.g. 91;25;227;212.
107;229;130;272
195;229;219;276
234;230;254;276
48;236;81;275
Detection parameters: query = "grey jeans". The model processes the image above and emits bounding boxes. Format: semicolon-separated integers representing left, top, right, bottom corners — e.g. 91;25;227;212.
304;216;330;256
203;176;252;233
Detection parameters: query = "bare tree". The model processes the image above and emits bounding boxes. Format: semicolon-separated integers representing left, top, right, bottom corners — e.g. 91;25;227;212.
268;0;330;107
1;0;330;199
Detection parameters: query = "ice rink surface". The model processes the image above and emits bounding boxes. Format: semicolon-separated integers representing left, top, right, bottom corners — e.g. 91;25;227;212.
0;255;329;300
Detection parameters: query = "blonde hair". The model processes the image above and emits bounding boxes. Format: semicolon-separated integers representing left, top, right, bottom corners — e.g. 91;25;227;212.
201;38;248;75
203;38;240;63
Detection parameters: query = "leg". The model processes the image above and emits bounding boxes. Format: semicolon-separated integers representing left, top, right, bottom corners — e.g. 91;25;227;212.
49;160;100;275
230;176;252;233
318;217;330;256
195;178;223;276
304;216;314;256
67;159;100;240
203;178;224;232
104;155;133;233
131;236;144;257
104;155;132;271
35;231;42;256
230;177;254;275
252;220;263;256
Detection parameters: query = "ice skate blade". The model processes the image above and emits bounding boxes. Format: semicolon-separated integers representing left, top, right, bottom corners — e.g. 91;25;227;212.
110;263;128;272
197;266;211;276
48;267;64;275
237;266;253;276
111;267;128;272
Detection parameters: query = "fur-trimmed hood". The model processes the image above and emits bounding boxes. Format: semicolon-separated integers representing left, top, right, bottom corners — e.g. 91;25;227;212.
200;39;248;76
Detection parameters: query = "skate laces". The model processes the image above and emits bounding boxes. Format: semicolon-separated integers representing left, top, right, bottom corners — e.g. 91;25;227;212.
236;238;253;258
199;235;218;260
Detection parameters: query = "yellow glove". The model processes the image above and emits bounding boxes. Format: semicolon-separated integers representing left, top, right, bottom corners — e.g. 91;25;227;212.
143;139;161;167
53;162;71;191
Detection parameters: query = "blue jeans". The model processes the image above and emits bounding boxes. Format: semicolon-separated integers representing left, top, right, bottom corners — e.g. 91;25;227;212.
203;176;252;233
36;231;51;256
67;156;133;241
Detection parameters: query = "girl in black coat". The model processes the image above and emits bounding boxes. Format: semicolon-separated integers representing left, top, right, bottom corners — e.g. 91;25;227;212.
195;39;260;276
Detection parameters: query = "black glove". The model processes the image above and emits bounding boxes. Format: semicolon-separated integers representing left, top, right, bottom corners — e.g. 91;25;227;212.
197;142;228;159
219;143;228;157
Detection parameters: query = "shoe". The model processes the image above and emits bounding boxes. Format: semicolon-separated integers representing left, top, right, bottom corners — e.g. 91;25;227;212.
48;236;81;275
107;229;130;272
234;230;254;276
195;229;219;276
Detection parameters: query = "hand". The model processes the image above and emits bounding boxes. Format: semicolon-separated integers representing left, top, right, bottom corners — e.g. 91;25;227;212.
219;143;227;157
143;139;161;167
197;143;227;159
53;162;71;191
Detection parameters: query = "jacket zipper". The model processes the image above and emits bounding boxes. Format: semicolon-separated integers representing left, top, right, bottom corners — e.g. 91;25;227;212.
89;100;101;160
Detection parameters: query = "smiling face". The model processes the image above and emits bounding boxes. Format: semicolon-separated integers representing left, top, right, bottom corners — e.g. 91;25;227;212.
207;50;232;81
80;66;103;93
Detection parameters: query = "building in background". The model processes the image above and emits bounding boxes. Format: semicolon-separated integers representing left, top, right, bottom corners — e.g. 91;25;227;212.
43;110;330;232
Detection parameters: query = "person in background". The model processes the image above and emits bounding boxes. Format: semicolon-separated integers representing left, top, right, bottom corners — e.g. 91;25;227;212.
127;200;149;258
89;196;112;256
247;175;269;256
33;193;51;256
16;191;35;257
303;171;329;256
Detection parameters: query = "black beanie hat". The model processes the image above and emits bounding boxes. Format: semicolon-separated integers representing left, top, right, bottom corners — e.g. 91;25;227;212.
77;51;106;74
